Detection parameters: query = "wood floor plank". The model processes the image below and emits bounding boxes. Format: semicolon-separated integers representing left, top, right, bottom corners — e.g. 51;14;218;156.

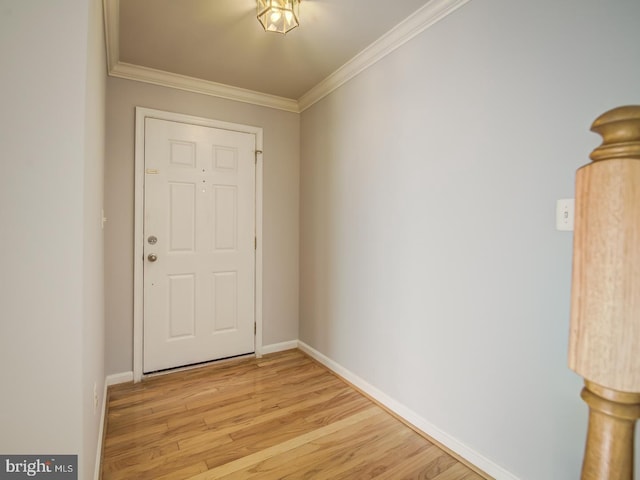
242;417;416;480
187;408;384;480
371;444;455;480
432;462;487;480
153;462;210;480
101;349;490;480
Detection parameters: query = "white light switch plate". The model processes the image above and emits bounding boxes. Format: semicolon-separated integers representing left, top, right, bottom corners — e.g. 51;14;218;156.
556;199;575;231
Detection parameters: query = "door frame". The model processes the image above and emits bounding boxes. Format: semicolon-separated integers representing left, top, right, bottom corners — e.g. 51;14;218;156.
133;107;264;382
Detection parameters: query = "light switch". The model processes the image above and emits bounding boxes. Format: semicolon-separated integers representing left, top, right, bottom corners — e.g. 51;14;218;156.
556;199;574;231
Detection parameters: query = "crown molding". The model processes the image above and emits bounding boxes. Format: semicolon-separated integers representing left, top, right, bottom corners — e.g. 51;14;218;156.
298;0;471;111
103;0;119;73
103;0;469;114
109;62;300;113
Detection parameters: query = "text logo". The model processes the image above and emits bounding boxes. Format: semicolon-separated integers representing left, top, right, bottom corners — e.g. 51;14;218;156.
0;456;77;479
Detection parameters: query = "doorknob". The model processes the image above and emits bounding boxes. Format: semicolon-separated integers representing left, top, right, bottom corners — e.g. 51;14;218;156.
147;253;158;262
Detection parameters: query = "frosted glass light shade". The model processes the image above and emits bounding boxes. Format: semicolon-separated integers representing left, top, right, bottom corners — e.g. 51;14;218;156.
257;0;299;34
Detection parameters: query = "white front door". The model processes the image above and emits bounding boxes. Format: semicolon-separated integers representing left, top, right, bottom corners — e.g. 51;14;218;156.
143;118;256;373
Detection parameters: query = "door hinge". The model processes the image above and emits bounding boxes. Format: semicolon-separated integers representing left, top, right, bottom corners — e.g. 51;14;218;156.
255;150;262;164
254;323;257;335
255;236;257;250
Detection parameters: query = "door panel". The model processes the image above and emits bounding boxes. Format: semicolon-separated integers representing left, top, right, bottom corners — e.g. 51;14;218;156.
143;118;255;373
168;182;196;251
213;185;237;250
211;271;238;332
168;274;195;338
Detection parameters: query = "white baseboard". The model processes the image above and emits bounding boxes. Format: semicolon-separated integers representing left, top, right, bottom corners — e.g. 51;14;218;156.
93;381;108;480
106;371;134;386
260;340;299;355
297;341;519;480
94;371;134;479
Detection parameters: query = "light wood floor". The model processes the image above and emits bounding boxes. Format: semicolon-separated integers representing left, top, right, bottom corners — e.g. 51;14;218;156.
101;349;487;480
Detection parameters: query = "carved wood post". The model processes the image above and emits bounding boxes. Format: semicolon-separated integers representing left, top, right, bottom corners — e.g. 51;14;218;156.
568;106;640;480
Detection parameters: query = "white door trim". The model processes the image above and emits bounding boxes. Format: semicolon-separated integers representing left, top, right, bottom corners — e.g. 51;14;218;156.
133;107;263;382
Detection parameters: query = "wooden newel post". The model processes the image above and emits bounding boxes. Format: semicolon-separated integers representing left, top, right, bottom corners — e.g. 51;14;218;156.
568;106;640;480
580;382;640;479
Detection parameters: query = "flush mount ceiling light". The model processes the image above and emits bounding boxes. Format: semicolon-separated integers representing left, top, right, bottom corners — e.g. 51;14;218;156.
257;0;300;34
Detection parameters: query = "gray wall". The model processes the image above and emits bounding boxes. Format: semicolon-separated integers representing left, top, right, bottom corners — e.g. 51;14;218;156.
105;78;300;375
299;0;640;478
82;0;106;477
0;0;106;478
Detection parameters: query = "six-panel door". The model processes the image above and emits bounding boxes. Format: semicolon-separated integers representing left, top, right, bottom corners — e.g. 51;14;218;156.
143;118;255;373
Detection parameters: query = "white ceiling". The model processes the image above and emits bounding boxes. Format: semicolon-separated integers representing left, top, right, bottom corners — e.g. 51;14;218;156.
106;0;467;111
